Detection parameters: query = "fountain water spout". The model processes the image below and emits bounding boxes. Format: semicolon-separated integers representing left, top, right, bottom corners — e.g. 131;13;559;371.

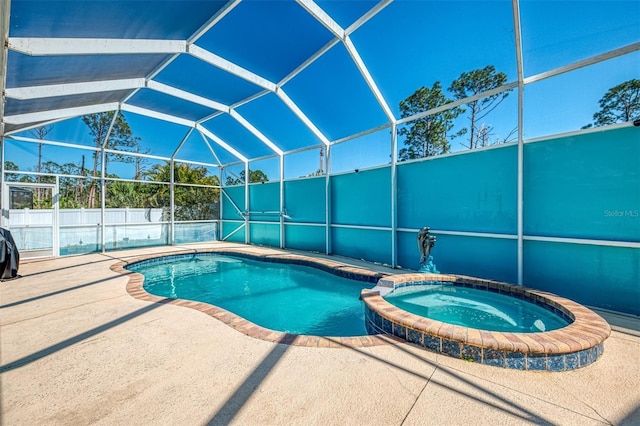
417;226;439;273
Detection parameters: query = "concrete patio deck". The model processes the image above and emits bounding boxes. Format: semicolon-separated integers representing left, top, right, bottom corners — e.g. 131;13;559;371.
1;243;639;425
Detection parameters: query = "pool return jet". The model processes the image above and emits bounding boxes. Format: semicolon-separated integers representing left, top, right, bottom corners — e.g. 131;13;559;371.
417;226;439;273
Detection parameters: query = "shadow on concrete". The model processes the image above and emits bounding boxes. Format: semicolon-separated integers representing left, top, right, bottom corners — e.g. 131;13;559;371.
593;308;640;337
206;337;295;425
201;331;570;425
325;337;566;425
14;247;196;279
0;299;171;373
0;247;196;309
0;275;123;309
15;256;115;277
619;403;640;426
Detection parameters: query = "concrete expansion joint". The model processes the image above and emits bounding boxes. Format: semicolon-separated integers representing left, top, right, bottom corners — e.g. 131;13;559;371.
401;366;437;425
552;383;614;425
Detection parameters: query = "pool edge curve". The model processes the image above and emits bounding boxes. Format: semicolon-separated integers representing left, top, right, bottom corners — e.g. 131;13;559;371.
109;247;398;348
362;273;611;371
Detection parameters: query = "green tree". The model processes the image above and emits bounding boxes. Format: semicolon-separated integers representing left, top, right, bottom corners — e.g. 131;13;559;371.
225;169;269;185
592;79;640;127
3;161;25;182
40;161;90;208
448;65;510;149
105;180;143;208
144;162;221;221
82;111;140;208
132;145;152;180
28;124;54;204
398;82;463;160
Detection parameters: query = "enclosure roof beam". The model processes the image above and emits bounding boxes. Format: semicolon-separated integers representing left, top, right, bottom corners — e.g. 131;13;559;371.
296;0;345;40
171;127;195;159
188;0;241;44
189;44;277;92
6;78;230;116
276;88;330;146
345;0;392;36
3;102;119;125
344;35;395;123
197;90;268;125
8;133;211;166
278;39;339;88
118;1;241;110
8;37;186;55
4;117;69;136
146;80;230;112
523;41;640;85
120;104;195;128
5;78;146;100
101;107;120;148
229;109;283;155
0;0;12;137
7;135;100;152
196;123;248;163
295;1;395;123
198;129;224;166
278;0;389;87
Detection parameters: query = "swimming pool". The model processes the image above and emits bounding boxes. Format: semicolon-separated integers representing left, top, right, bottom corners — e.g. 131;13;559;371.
112;247;610;367
384;284;570;333
362;274;611;371
112;248;389;347
127;253;369;336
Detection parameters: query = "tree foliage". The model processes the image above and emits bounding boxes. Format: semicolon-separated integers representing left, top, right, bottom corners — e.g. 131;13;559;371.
398;66;514;160
82;112;140;207
3;161;22;182
592;79;640;127
141;162;221;221
225;169;269;185
448;65;510;149
4;107;225;222
397;82;463;160
28;124;53;177
41;161;89;208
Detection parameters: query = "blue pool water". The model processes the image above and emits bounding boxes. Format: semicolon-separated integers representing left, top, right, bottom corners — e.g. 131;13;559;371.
385;285;570;333
128;254;369;336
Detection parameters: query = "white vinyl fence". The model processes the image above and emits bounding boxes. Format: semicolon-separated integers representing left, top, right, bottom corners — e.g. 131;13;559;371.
8;208;218;255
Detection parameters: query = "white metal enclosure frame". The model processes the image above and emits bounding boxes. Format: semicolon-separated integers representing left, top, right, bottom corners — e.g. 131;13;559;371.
0;0;637;281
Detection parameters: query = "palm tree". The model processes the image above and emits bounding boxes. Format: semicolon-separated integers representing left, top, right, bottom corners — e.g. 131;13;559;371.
144;162;220;221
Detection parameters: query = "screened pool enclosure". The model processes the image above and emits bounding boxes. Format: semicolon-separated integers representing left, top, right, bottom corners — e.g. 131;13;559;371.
0;0;638;316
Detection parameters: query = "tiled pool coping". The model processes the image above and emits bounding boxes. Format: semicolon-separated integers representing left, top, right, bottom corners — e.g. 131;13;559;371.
362;274;611;371
110;248;396;348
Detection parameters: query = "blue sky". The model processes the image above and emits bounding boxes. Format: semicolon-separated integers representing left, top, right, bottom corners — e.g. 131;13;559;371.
6;0;639;182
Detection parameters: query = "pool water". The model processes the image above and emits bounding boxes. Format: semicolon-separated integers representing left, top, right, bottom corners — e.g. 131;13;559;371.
385;285;570;333
129;254;369;336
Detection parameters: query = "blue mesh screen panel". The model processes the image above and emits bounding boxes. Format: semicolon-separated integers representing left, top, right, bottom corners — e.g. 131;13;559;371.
249;223;280;247
221;221;245;243
331;167;391;227
397;145;518;235
249;182;281;223
221;186;246;221
284;178;326;224
524;240;640;316
331;227;392;265
524;127;640;241
284;225;326;252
